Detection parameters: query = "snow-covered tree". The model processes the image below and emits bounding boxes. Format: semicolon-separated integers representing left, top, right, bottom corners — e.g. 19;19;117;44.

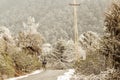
79;31;100;51
101;1;120;70
23;16;39;34
0;26;13;42
17;17;44;55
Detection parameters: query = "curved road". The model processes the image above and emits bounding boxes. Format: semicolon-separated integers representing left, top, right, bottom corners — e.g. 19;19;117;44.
17;70;66;80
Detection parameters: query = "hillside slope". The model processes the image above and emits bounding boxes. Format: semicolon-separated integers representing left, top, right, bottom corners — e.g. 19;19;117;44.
0;0;111;43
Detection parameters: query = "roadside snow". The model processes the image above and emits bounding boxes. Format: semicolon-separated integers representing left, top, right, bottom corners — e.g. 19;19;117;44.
6;70;43;80
71;68;115;80
57;69;75;80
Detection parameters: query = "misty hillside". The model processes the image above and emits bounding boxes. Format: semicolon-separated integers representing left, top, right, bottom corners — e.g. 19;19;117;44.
0;0;120;80
0;0;111;43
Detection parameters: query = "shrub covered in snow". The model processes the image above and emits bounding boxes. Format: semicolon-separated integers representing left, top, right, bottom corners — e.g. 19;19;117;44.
12;51;41;74
99;1;120;79
74;31;105;75
11;17;43;75
71;68;116;80
44;39;68;69
74;50;106;75
79;31;100;51
0;26;13;39
0;27;16;79
41;39;76;69
0;17;43;78
16;17;44;56
0;53;15;78
101;1;120;70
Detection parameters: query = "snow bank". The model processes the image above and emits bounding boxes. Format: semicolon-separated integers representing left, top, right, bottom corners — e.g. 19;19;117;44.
57;69;75;80
71;68;115;80
6;70;43;80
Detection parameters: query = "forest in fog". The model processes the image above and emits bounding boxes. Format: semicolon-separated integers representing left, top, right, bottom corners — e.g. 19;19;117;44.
0;0;120;80
0;0;111;43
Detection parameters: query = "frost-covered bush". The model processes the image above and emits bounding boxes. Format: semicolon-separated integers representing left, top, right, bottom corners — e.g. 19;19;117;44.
101;1;120;70
79;31;100;51
42;39;76;69
0;36;18;57
0;27;16;78
71;68;116;80
0;26;12;39
45;39;87;69
10;17;43;75
0;53;15;78
0;26;15;54
63;39;75;63
45;39;68;69
12;51;41;74
16;17;44;56
0;17;44;78
74;31;105;75
74;51;106;75
99;1;120;79
23;16;39;34
0;38;7;54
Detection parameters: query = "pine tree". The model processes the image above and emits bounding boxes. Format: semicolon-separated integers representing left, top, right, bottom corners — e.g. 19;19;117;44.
98;1;120;79
103;1;120;70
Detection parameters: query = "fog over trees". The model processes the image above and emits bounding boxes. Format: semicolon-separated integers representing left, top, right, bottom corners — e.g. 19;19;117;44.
1;0;120;80
0;0;111;43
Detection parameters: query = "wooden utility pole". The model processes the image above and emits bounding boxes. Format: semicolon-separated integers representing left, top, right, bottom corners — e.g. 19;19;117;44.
69;0;80;60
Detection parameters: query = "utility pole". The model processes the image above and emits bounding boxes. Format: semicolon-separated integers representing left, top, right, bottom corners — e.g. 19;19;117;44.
69;0;80;61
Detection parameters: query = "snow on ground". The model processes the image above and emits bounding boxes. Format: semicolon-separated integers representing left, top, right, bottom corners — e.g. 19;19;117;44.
6;70;43;80
57;69;75;80
6;69;75;80
71;68;115;80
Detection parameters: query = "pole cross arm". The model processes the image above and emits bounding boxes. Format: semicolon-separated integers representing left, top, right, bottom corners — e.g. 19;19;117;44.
69;3;80;6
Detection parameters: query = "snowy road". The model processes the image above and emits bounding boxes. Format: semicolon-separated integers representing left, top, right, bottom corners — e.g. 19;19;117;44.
17;70;65;80
7;69;75;80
